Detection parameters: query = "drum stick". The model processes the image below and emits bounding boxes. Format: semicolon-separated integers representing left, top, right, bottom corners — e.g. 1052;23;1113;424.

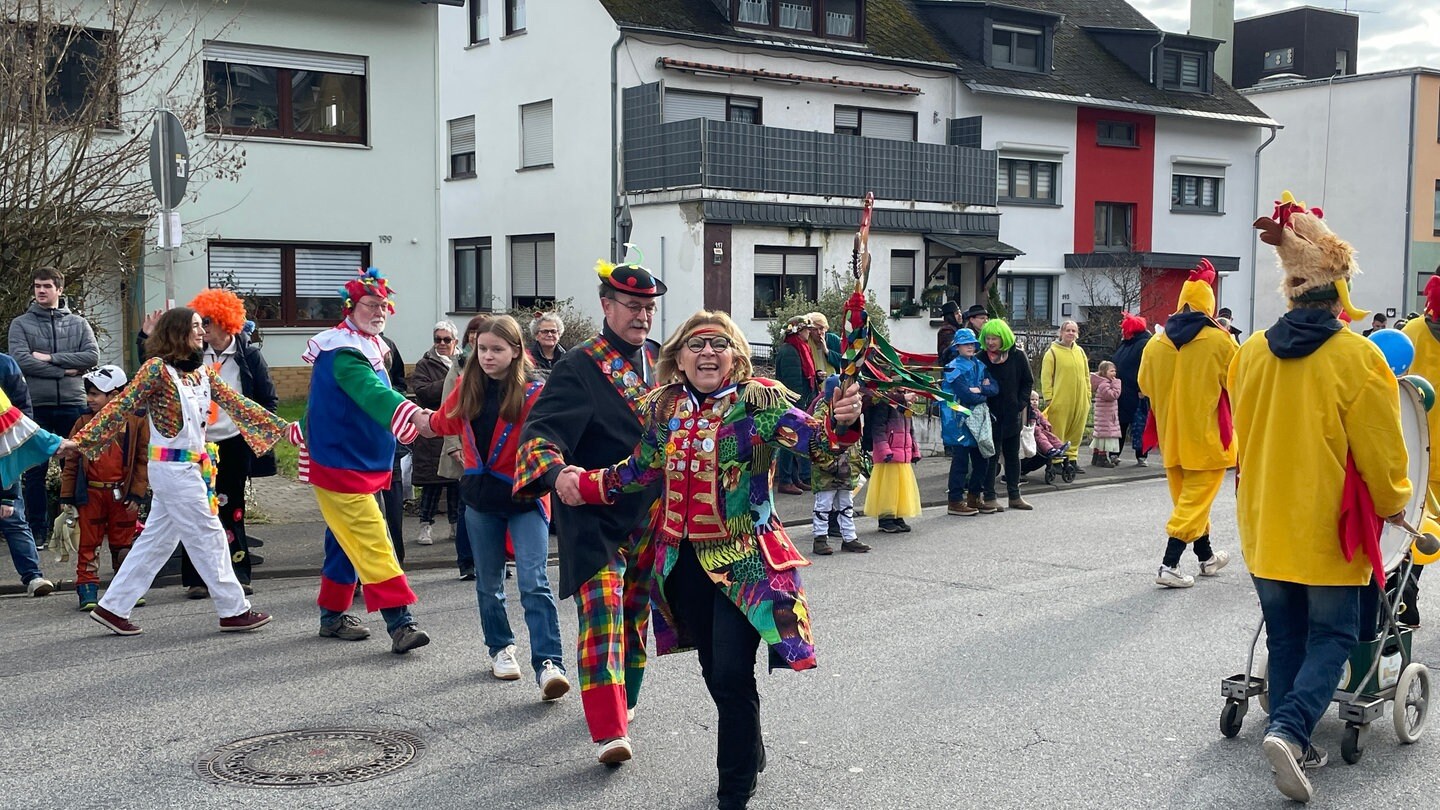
1396;518;1440;557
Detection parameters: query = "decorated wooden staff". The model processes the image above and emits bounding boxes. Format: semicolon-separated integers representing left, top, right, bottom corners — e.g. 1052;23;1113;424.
837;193;964;410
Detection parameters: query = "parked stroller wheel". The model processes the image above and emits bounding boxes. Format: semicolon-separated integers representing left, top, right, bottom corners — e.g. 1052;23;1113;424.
1393;663;1431;744
1044;463;1056;485
1220;700;1246;738
1061;461;1076;484
1341;724;1365;764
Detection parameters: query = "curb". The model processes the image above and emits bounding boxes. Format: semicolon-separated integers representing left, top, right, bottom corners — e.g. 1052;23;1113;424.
4;469;1165;596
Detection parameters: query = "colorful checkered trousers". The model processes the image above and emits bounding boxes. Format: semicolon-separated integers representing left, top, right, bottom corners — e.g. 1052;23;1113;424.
574;528;655;742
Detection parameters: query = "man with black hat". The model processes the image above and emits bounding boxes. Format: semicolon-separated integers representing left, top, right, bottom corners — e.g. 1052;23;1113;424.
516;254;666;767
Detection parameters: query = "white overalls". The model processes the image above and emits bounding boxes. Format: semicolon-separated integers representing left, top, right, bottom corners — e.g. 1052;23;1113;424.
97;366;250;619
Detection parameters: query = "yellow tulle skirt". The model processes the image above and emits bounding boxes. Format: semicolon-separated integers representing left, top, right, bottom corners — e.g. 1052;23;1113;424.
862;462;921;518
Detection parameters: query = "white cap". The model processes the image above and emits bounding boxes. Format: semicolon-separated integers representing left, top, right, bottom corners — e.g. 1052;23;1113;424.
83;365;128;394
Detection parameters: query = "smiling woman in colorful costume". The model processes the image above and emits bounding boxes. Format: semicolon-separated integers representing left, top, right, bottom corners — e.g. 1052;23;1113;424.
556;310;863;810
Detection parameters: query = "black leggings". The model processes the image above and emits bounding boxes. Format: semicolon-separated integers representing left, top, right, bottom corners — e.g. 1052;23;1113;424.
666;542;763;808
985;432;1022;500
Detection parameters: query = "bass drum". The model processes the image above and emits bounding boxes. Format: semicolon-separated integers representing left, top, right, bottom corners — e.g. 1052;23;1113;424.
1379;378;1432;573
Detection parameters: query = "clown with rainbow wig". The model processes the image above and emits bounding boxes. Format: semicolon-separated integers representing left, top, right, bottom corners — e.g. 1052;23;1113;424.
295;267;437;654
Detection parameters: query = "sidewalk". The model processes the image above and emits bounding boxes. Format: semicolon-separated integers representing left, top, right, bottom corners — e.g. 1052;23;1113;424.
4;452;1163;595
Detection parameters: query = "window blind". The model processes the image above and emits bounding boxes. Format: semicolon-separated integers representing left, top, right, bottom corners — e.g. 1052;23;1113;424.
295;247;362;296
449;116;475;156
521;100;553;167
664;90;727;123
203;41;365;75
208;245;281;295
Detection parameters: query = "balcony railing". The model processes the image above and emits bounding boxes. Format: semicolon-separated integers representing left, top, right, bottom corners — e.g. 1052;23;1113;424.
623;117;997;207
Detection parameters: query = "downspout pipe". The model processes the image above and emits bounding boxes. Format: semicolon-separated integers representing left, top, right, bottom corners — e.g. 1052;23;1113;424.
611;29;626;263
1248;123;1279;334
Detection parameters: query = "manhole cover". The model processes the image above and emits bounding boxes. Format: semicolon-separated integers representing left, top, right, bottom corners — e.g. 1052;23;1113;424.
195;728;425;788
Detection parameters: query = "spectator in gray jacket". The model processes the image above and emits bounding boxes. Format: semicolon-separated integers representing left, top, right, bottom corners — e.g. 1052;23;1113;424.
7;267;99;546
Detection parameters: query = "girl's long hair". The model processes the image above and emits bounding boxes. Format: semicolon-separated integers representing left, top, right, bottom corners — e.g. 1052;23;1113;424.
450;314;533;424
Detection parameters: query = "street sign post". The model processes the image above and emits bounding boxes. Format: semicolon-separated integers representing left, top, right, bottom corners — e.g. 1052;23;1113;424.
149;109;189;304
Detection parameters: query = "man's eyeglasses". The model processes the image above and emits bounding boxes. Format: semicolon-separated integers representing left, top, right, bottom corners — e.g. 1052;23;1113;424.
434;336;454;345
609;299;658;316
685;336;732;353
354;299;388;314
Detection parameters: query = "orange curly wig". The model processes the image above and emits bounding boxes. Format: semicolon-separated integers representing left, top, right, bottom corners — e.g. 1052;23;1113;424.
188;289;248;335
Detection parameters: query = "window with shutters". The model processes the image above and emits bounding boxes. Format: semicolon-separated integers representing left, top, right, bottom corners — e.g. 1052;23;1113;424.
662;89;762;125
454;238;493;312
470;0;490;44
731;0;861;41
753;247;818;318
208;242;369;327
889;251;918;314
520;99;553;169
506;0;526;35
1161;49;1209;93
510;234;555;310
448;116;476;178
204;42;367;144
997;158;1058;205
834;106;916;141
1171;173;1222;214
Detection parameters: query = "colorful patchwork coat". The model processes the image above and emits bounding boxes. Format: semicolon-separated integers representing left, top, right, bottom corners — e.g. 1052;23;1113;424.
576;377;860;671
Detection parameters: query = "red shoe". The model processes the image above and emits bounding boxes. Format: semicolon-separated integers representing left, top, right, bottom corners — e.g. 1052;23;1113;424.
777;484;803;495
90;606;142;636
219;610;272;632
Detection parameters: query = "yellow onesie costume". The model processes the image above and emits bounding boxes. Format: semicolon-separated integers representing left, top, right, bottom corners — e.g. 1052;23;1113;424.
1041;341;1089;463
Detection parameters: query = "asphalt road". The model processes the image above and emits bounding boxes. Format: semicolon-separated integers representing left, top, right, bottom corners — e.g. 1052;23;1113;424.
4;477;1437;809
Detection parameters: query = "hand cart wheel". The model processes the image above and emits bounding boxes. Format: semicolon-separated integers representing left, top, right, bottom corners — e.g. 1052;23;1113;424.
1393;663;1431;744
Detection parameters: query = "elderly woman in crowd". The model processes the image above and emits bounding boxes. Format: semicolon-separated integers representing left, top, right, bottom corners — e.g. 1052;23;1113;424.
804;311;842;378
1040;320;1090;475
411;319;461;547
527;312;566;376
556;310;863;810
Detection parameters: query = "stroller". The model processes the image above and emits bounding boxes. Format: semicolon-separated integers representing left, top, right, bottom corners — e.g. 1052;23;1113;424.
1219;378;1433;763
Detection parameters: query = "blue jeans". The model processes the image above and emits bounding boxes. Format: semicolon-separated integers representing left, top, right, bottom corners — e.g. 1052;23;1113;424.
1;497;43;585
467;508;563;680
775;449;811;486
454;505;473;573
23;404;82;544
947;445;987;499
1253;576;1363;749
322;604;414;635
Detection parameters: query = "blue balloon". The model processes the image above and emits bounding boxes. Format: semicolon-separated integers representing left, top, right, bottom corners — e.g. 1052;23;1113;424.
1370;328;1415;376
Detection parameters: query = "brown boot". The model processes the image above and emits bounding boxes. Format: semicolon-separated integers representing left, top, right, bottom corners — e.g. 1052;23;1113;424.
812;536;834;555
981;497;1006;513
1008;496;1034;511
948;499;978;516
966;493;990;514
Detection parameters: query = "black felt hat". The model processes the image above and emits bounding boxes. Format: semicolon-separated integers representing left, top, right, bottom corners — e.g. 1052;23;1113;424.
940;300;961;317
604;263;668;298
962;304;989;320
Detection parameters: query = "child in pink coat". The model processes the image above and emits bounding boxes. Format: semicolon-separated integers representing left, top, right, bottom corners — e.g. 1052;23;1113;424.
861;392;921;534
1090;361;1123;467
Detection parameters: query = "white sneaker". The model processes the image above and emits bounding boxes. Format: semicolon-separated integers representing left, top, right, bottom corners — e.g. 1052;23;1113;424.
1199;549;1230;577
597;736;633;765
492;645;521;680
627;707;636;723
416;524;434;545
26;577;55;597
1262;734;1314;802
538;660;571;701
1135;457;1149;467
1155;565;1195;589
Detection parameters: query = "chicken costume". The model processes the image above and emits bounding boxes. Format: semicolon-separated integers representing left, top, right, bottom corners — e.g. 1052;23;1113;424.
1138;260;1237;586
1401;277;1440;501
1228;194;1411;798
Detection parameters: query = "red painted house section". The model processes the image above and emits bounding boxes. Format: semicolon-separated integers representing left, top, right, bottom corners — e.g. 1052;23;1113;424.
1142;269;1187;328
1072;108;1156;254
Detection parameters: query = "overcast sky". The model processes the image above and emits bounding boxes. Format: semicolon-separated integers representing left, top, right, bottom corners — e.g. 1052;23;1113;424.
1128;1;1438;74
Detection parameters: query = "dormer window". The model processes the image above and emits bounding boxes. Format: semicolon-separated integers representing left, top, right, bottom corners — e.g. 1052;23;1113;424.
1161;49;1210;92
992;24;1042;70
732;0;862;42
